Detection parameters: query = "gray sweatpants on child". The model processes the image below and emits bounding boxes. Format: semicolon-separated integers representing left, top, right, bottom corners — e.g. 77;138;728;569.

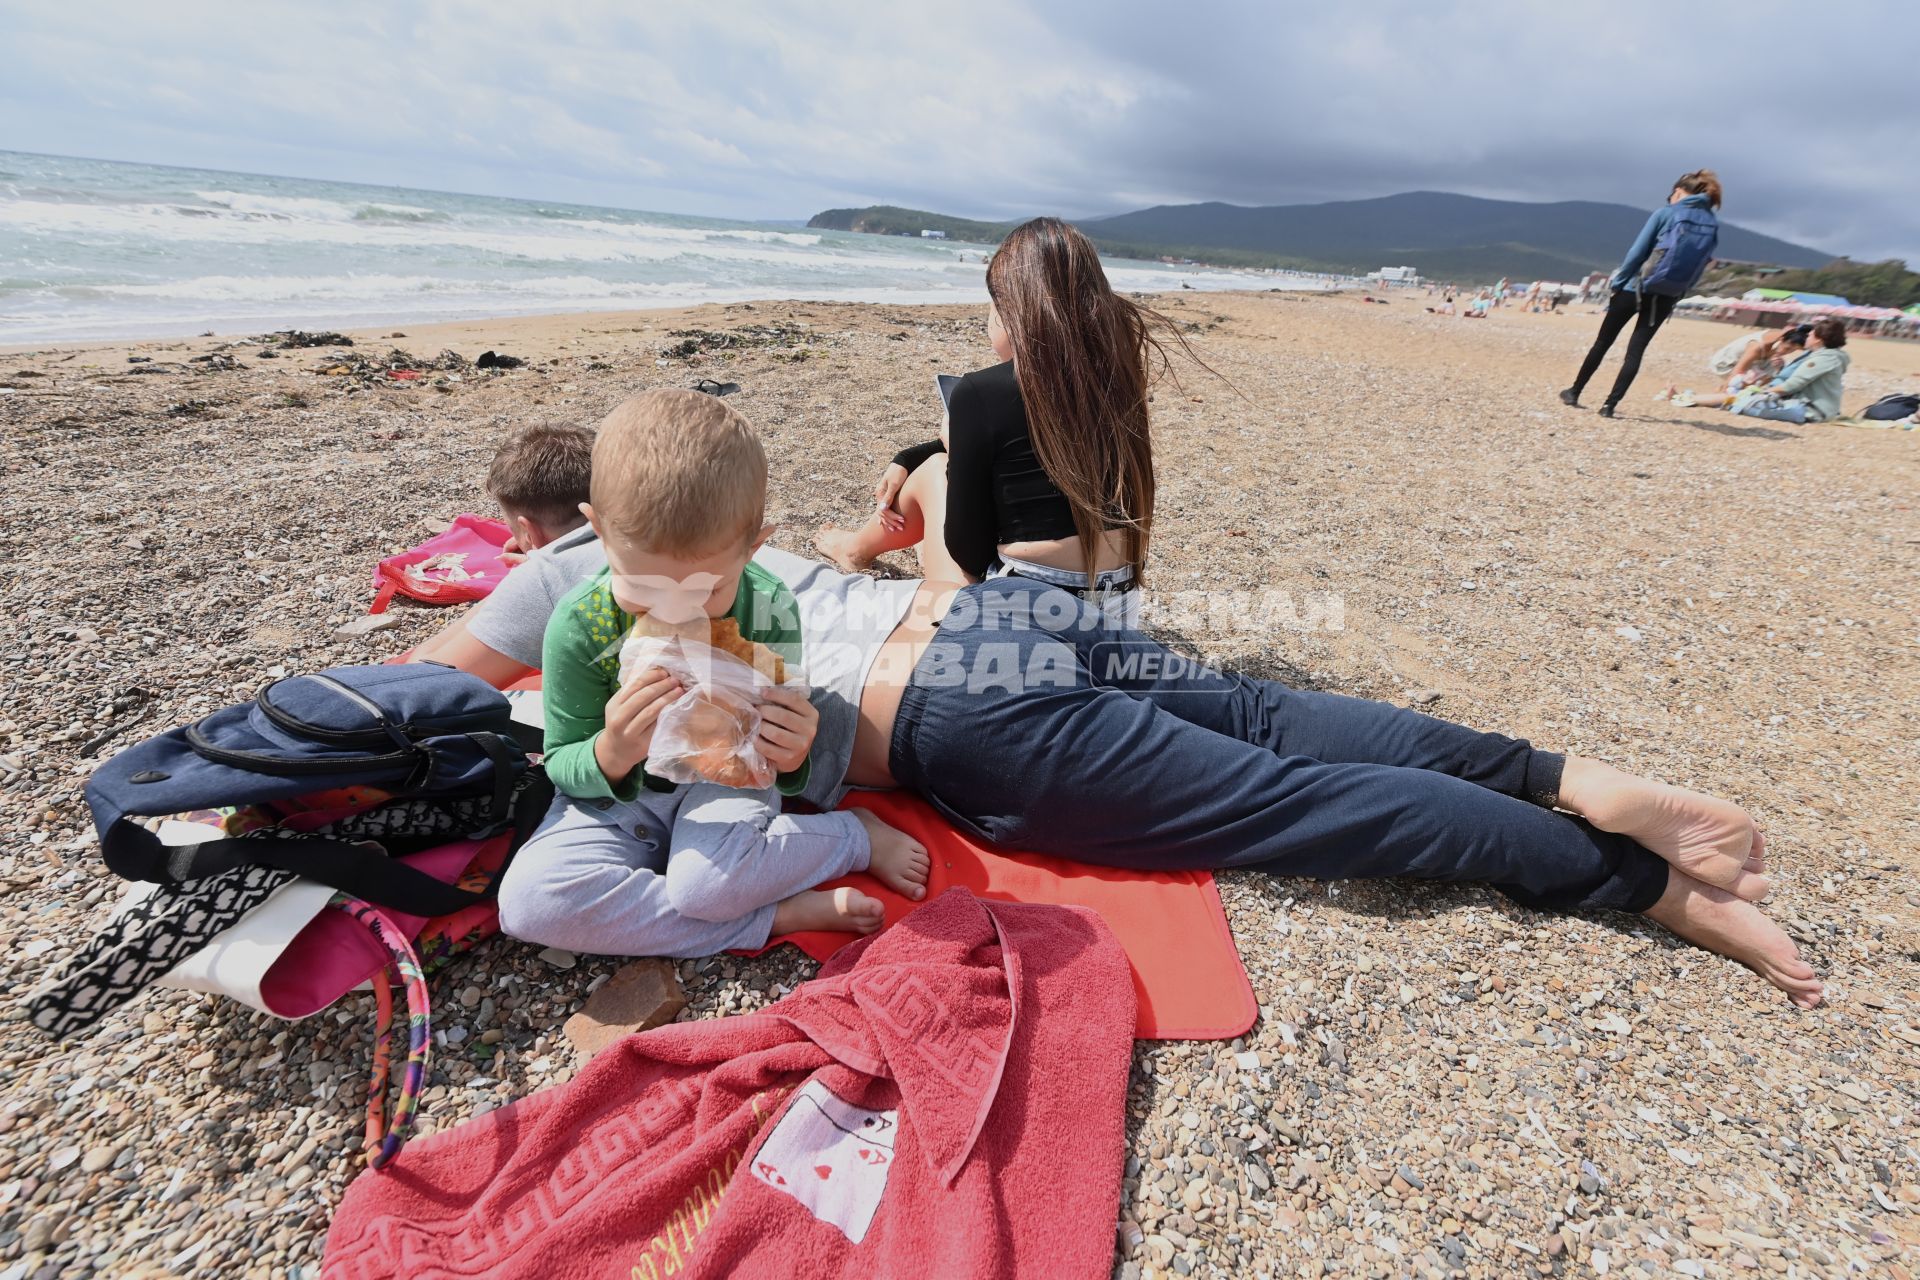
496;783;870;957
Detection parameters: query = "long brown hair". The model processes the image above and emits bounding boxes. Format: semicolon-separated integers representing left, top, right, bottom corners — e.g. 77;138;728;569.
986;217;1197;584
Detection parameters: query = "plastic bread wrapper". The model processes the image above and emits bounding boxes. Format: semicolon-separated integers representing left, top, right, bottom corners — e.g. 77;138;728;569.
617;627;800;791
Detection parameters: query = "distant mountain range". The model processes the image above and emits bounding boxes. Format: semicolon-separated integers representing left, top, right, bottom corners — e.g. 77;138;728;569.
808;192;1834;282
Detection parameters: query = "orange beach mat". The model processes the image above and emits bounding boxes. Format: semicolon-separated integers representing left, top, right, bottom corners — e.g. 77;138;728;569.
757;790;1257;1041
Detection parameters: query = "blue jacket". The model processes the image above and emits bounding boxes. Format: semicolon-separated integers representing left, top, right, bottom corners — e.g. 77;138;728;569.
1610;193;1717;293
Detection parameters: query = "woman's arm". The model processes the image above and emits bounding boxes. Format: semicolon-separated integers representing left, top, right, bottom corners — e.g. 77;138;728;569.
890;440;945;473
941;379;1000;579
1609;209;1667;291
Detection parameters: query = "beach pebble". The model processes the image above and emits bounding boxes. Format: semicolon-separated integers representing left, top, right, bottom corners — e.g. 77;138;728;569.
335;614;400;638
80;1144;122;1174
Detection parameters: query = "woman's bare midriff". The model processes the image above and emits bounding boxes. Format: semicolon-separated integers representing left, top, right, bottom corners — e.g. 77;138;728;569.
998;528;1132;575
847;581;960;788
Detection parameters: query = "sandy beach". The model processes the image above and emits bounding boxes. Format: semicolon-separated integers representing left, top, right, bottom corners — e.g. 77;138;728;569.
2;292;1916;1277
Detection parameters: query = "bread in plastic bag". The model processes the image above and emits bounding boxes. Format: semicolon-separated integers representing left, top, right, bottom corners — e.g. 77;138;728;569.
617;620;794;790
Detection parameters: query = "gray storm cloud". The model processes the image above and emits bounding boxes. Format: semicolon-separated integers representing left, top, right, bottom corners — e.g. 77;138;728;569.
3;0;1914;263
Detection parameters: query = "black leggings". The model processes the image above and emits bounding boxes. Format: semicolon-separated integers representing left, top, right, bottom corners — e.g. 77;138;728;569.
1571;289;1678;406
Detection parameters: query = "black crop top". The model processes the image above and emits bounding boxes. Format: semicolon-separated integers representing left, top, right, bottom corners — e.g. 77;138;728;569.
888;361;1082;579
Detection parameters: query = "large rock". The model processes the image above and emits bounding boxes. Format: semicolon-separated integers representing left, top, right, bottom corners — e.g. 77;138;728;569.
563;959;687;1060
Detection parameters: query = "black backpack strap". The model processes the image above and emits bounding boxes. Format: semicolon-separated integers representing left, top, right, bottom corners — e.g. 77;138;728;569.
507;765;555;852
167;832;490;917
466;731;518;823
100;818;491;919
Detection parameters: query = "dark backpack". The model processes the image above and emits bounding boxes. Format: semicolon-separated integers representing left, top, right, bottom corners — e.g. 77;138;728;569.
87;664;547;917
1863;393;1920;421
1640;204;1719;297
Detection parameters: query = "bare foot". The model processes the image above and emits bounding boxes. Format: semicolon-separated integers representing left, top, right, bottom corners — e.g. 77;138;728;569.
1561;759;1771;901
1643;870;1823;1008
812;526;873;574
853;809;931;901
771;886;886;935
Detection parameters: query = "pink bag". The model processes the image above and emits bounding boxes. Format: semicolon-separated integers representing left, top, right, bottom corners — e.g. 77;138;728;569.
370;515;514;613
257;839;488;1017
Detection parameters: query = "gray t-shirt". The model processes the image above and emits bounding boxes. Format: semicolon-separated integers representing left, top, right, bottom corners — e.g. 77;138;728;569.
466;528;919;809
466;523;607;668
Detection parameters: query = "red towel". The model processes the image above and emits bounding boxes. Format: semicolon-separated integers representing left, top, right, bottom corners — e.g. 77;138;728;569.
323;889;1135;1280
757;791;1258;1041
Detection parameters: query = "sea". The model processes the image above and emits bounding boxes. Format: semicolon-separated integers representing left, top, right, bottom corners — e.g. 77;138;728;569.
0;151;1334;344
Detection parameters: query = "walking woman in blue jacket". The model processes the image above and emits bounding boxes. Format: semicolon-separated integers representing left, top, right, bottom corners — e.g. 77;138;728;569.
1561;170;1722;417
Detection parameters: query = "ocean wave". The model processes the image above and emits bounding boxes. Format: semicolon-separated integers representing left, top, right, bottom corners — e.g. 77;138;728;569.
193;189;367;221
710;228;822;246
0;197;845;268
351;203;450;223
539;217;822;247
57;272;715;303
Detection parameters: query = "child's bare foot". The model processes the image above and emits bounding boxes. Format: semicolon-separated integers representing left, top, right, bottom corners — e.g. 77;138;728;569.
1642;870;1823;1008
812;526;873;573
1561;758;1771;901
853;808;931;901
771;886;886;935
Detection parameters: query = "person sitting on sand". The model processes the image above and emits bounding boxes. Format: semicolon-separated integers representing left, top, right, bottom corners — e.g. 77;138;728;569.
409;422;594;670
489;421;594;563
415;537;1823;1010
1668;326;1808;409
1725;317;1851;424
493;391;930;958
813;217;1195;629
1714;324;1809;389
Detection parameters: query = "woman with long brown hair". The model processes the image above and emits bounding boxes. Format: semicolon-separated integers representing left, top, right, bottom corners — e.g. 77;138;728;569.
815;217;1183;626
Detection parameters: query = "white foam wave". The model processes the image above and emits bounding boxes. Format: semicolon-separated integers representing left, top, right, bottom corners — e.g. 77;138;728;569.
75;273;715;303
0;198;844;268
192;189;366;221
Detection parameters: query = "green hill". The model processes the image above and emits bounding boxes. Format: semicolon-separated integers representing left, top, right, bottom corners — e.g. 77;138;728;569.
806;206;1013;243
809;192;1837;284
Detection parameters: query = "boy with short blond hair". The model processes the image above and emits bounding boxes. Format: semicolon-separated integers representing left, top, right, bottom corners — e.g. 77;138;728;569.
497;390;929;955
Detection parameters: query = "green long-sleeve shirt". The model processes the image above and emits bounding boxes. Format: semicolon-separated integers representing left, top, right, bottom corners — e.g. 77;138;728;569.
540;562;807;801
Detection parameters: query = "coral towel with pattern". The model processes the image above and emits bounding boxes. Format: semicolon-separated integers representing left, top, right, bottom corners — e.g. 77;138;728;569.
323;889;1135;1280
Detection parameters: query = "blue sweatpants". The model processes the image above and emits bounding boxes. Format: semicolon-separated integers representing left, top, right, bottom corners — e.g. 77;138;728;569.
888;580;1669;914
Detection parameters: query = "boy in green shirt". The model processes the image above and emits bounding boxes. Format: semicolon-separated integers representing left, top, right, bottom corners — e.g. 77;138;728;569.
496;391;929;956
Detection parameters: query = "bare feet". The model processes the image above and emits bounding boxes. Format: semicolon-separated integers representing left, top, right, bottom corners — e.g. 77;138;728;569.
853;809;931;901
771;886;886;935
813;526;873;574
1560;758;1771;901
1642;870;1823;1007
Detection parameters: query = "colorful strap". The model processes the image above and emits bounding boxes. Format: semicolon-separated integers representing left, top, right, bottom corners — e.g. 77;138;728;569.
332;898;431;1169
364;966;394;1153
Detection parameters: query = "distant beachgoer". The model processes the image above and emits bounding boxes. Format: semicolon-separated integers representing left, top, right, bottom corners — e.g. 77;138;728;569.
1560;170;1723;418
1715;324;1808;385
1668;326;1809;406
1726;318;1851;423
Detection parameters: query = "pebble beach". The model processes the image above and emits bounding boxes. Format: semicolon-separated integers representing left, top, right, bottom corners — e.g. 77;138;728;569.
1;291;1916;1278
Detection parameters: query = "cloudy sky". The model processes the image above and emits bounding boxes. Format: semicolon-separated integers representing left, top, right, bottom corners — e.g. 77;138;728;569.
4;0;1915;263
